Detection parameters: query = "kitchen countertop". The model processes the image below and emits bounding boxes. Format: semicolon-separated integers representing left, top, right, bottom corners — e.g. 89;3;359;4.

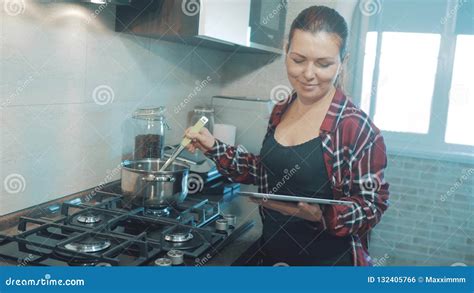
0;182;263;267
202;191;262;266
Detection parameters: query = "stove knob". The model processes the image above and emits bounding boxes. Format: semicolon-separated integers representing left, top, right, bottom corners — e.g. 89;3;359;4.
167;250;184;266
154;257;172;266
223;214;237;227
215;219;229;232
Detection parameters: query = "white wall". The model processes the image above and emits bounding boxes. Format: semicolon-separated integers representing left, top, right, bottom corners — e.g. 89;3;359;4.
0;1;228;215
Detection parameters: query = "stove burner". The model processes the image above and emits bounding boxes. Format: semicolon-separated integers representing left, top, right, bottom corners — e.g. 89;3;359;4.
64;238;112;253
161;226;209;251
76;213;102;224
145;207;171;217
164;231;194;243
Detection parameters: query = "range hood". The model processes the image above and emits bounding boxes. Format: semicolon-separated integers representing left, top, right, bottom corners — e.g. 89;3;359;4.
115;0;284;54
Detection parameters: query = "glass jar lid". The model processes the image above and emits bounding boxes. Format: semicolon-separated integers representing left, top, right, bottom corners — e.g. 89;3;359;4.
133;106;166;120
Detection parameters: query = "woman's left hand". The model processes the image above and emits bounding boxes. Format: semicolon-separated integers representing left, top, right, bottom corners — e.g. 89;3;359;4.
250;198;323;222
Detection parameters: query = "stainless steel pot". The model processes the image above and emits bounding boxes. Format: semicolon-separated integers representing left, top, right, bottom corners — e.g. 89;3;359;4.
121;159;189;208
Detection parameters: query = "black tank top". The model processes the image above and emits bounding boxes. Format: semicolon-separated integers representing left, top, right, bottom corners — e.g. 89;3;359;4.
260;131;351;265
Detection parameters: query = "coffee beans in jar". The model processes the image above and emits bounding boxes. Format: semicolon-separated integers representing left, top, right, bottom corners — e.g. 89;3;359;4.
134;134;164;160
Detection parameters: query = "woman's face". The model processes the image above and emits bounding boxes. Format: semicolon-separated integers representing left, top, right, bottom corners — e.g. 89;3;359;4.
285;29;343;102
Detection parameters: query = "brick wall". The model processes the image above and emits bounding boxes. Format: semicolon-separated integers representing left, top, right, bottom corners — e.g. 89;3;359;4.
369;154;474;266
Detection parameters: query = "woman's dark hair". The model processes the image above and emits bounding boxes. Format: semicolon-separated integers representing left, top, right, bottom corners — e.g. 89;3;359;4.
287;5;349;58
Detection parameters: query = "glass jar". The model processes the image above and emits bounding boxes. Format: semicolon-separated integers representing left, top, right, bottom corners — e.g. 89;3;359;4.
122;106;168;161
191;106;215;134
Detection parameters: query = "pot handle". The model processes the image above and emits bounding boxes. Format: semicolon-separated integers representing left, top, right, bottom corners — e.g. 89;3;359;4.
141;174;176;182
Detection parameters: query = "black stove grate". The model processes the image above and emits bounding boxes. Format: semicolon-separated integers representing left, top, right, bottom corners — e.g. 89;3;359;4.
0;188;253;266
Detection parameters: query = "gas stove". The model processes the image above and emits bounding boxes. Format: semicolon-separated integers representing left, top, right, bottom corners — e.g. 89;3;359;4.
0;182;253;266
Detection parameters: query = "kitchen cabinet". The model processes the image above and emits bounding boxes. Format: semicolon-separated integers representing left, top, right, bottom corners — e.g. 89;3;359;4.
115;0;287;54
198;0;251;47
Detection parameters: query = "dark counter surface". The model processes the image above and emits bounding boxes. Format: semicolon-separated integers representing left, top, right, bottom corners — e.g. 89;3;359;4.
201;191;262;266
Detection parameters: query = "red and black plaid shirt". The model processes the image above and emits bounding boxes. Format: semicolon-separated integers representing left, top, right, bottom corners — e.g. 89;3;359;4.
206;89;390;266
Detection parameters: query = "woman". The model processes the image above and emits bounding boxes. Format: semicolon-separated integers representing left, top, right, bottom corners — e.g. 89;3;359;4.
185;6;389;266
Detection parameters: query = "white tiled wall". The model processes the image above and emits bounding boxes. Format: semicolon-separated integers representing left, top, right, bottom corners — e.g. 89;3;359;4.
0;1;228;215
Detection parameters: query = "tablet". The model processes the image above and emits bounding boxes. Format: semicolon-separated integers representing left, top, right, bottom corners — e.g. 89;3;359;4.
239;191;354;206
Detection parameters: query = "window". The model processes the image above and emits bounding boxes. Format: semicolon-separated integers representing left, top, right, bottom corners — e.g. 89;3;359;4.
373;32;440;134
445;35;474;146
360;32;377;115
355;0;474;161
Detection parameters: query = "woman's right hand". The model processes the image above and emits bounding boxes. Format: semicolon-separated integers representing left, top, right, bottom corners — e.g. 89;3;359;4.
184;127;216;153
